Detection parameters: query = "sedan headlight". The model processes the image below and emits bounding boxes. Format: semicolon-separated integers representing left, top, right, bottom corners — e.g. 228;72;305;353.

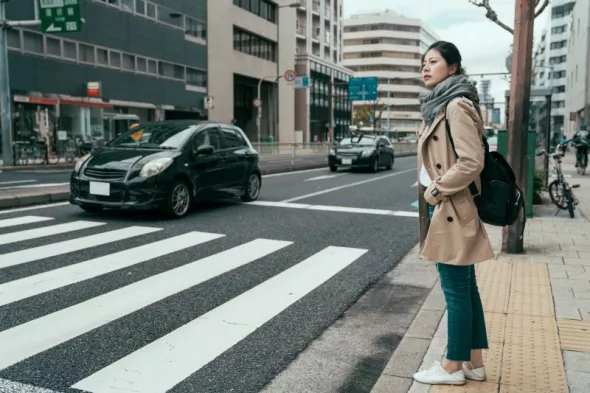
139;157;173;177
361;149;374;157
74;154;91;172
329;148;336;155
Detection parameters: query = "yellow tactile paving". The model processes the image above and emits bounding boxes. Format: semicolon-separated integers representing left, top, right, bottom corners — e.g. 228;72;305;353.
557;319;590;352
430;260;569;393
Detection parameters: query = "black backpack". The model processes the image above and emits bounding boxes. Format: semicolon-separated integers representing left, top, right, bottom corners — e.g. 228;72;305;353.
444;116;525;232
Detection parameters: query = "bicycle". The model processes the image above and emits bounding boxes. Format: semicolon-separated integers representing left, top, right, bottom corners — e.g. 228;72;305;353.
537;148;580;218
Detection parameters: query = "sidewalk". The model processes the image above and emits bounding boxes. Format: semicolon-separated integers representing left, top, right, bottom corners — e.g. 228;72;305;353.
372;153;590;393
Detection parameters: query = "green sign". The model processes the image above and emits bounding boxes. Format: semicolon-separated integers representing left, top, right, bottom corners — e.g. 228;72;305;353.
38;0;82;33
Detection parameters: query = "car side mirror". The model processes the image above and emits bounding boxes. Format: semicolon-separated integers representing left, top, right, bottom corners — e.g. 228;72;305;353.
195;145;214;155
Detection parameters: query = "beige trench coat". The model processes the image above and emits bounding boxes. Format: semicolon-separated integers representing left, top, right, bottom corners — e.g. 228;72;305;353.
417;97;495;266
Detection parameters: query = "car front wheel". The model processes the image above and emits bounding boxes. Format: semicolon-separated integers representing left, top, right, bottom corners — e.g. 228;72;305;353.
241;172;261;202
162;180;191;218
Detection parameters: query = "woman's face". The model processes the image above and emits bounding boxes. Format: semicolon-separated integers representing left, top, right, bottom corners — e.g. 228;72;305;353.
422;49;457;88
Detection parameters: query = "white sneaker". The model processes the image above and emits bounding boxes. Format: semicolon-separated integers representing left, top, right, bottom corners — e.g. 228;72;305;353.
462;362;486;381
413;361;466;385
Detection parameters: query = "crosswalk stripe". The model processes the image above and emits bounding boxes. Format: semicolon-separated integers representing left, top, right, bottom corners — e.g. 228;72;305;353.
0;226;161;269
0;231;224;307
0;221;105;246
0;238;292;371
72;246;368;393
0;216;54;229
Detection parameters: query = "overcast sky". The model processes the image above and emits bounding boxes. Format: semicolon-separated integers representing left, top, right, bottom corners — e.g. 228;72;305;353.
342;0;550;116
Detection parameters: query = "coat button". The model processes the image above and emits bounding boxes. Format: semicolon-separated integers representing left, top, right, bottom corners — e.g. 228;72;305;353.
447;216;454;222
432;135;438;141
436;163;442;169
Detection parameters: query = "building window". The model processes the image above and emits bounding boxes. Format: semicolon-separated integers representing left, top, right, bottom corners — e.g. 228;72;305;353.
186;68;207;87
79;44;95;63
234;0;277;23
159;61;184;80
122;53;135;71
23;30;43;54
63;40;77;60
137;57;147;72
96;48;108;66
45;36;61;57
110;50;122;68
157;4;183;28
186;17;206;40
233;27;277;62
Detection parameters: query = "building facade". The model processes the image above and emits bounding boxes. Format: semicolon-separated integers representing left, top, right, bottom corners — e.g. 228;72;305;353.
5;0;208;152
293;0;353;143
564;0;590;136
342;10;438;139
532;0;576;139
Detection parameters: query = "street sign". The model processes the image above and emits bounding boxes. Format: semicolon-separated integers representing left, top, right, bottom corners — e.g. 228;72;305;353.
204;96;213;109
348;76;378;101
38;0;82;33
253;98;262;108
293;75;309;89
284;69;296;82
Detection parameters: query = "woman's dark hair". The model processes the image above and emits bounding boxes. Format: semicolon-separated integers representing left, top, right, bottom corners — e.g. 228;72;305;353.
422;41;466;75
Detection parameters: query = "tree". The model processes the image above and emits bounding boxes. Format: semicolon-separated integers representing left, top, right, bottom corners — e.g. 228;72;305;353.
468;0;549;34
353;101;392;130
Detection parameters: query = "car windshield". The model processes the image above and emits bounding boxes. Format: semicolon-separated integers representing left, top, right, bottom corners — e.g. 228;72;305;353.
107;123;197;149
339;137;376;146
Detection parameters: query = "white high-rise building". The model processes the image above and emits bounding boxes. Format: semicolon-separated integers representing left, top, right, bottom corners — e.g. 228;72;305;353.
342;10;438;138
532;0;576;138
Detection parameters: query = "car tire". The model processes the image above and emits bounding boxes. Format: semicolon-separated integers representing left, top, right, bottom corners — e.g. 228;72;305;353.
386;156;394;170
162;179;191;218
80;204;103;213
329;165;337;172
371;157;379;173
241;172;261;202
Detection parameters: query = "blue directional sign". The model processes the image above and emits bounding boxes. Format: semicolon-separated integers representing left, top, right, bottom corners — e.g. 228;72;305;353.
348;76;378;101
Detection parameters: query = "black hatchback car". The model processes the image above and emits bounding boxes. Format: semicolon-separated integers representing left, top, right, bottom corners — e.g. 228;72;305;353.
70;121;262;218
328;134;395;172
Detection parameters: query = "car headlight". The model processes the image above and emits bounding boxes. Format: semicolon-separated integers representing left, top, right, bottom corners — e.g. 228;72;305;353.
74;154;91;172
329;149;335;155
139;157;173;177
361;149;374;157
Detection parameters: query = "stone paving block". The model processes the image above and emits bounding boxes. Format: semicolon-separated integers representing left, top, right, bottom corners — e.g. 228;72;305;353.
561;244;590;251
421;289;446;311
554;297;590;310
563;350;590;373
499;386;565;393
405;309;445;340
566;370;590;393
555;305;582;320
381;337;431;379
407;381;430;393
573;289;590;299
558;319;590;352
564;258;590;266
580;309;590;320
431;382;498;392
552;286;574;299
370;375;413;393
528;256;566;264
546;250;581;258
550;277;590;289
549;269;568;278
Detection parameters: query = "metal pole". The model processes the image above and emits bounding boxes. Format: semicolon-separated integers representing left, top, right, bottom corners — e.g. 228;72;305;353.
0;0;14;166
386;78;390;134
544;94;552;186
328;78;333;142
257;78;263;145
502;0;536;254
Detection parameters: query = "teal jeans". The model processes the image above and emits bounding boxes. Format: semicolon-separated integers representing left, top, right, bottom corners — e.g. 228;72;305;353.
428;205;488;361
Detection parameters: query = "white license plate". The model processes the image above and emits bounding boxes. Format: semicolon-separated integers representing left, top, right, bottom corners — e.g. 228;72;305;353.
89;181;110;196
342;158;352;165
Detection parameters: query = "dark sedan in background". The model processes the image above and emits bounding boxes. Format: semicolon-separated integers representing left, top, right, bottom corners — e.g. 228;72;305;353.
70;121;262;218
328;135;395;172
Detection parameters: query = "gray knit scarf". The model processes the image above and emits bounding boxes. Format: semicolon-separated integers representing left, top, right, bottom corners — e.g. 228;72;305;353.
419;74;482;126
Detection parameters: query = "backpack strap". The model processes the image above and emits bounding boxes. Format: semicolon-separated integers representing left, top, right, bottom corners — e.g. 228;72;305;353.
443;115;479;196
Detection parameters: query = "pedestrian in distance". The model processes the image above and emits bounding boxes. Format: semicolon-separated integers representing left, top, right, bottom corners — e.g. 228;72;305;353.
413;40;495;386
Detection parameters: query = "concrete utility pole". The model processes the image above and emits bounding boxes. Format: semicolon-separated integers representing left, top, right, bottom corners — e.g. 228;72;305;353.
503;0;536;254
0;0;14;166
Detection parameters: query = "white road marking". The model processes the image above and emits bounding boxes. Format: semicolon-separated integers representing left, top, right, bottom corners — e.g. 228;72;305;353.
262;167;326;178
0;231;224;307
0;221;105;246
281;168;417;202
412;181;418;187
245;200;419;217
72;246;368;393
0;180;36;186
304;173;348;181
0;182;68;191
0;202;70;215
0;239;292;371
0;378;60;393
0;226;161;269
0;216;53;229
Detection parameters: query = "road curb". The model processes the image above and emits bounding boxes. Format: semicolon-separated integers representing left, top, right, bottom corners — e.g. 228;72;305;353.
0;152;417;210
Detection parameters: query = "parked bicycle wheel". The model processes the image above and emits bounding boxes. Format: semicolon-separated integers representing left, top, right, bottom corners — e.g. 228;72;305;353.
549;180;568;210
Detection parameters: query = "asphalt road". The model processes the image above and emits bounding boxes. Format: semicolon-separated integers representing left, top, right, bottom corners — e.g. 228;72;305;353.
0;156;424;393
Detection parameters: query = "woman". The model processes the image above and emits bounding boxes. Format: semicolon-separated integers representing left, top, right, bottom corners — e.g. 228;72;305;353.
412;41;495;386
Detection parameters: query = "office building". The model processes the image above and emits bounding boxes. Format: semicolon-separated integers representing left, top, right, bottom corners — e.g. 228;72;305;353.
5;0;207;149
532;0;576;139
564;0;590;136
342;10;438;139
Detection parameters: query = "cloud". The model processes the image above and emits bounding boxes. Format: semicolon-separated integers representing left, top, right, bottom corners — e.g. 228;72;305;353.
343;0;552;117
